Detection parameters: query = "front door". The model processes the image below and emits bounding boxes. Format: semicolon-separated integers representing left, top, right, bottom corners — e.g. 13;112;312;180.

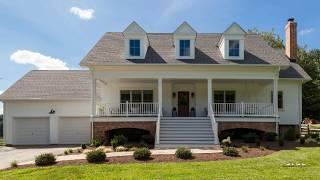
178;91;189;117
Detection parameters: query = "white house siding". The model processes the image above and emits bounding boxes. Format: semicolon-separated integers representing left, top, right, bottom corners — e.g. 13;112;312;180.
4;100;90;145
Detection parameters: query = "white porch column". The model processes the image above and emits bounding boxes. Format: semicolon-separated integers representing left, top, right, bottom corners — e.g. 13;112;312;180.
158;78;163;116
273;77;279;134
208;79;212;115
90;71;96;142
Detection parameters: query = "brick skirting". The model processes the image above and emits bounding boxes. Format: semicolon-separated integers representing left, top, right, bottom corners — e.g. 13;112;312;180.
218;122;277;133
93;121;156;142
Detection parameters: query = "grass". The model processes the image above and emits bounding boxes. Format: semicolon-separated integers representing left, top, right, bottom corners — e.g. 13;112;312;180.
1;147;320;179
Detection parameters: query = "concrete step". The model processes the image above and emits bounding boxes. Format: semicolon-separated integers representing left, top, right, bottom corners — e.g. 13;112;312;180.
160;137;214;141
155;144;220;149
159;140;215;144
160;134;214;138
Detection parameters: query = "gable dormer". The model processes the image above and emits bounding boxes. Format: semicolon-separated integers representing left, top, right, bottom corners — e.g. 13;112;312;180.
173;22;197;59
123;21;148;59
219;22;246;60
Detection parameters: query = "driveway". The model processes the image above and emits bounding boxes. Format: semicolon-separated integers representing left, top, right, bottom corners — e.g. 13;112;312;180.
0;145;77;170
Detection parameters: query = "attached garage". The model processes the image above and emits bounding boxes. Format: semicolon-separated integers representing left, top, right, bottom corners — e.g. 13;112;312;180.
14;117;50;145
58;117;90;144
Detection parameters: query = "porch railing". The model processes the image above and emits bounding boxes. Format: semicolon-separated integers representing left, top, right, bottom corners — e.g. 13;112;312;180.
213;103;274;117
208;103;219;144
96;102;159;117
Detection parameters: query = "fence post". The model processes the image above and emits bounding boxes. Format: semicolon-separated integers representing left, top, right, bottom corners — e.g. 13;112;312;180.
126;101;129;117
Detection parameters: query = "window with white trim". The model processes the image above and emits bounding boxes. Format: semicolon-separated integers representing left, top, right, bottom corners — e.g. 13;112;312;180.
179;40;191;56
214;90;236;103
229;40;240;57
129;39;140;56
120;90;153;103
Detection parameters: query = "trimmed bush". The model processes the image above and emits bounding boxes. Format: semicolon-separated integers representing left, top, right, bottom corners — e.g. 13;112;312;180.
284;127;296;141
221;136;232;147
111;135;128;149
241;145;249;153
310;133;319;139
141;134;154;144
223;147;239;157
278;138;284;147
242;133;259;143
86;150;106;163
300;137;305;145
35;153;56;166
133;147;151;160
263;132;277;141
81;144;87;149
92;139;103;147
68;149;73;153
175;148;192;159
64;150;68;155
219;131;234;141
259;146;266;151
10;160;18;168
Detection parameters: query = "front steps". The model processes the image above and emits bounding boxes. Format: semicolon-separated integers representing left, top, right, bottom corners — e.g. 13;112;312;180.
156;117;218;149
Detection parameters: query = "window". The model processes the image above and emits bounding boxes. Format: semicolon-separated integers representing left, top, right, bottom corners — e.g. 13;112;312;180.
229;40;240;57
271;91;283;109
214;91;236;103
179;40;190;56
129;40;140;56
120;90;153;103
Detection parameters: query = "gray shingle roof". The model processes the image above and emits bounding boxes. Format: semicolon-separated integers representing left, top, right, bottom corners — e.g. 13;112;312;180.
0;70;91;100
279;62;311;80
80;32;291;66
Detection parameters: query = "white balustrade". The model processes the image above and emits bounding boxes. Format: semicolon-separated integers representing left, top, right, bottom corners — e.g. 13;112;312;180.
213;103;274;117
96;102;159;117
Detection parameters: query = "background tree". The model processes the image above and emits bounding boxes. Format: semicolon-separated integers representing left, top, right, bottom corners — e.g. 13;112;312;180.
249;28;320;120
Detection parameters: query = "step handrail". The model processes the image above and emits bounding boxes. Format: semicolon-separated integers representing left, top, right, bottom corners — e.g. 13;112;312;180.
155;106;161;145
209;103;219;144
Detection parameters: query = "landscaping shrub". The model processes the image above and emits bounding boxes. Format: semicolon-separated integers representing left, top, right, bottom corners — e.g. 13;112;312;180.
259;146;266;151
223;147;239;157
141;134;154;144
86;150;106;163
175;148;192;159
255;139;261;146
77;149;81;153
10;160;18;168
35;153;56;166
240;145;249;153
278;138;284;147
68;149;73;153
300;137;305;145
219;131;234;140
284;127;296;141
115;146;128;152
133;147;151;160
81;144;87;149
263;132;277;141
242;133;259;143
92;138;103;147
111;135;128;149
221;136;232;147
64;150;68;155
310;133;319;139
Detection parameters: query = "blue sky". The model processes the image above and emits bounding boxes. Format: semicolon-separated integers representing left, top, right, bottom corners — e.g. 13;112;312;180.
0;0;319;113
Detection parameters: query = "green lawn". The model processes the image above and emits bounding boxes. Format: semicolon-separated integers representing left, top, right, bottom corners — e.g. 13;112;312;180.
1;147;320;179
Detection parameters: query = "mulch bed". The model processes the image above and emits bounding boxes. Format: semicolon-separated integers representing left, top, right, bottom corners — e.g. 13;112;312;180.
7;147;274;170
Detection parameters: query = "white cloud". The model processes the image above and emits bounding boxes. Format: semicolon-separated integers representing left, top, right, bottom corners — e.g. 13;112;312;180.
69;7;94;20
10;50;69;70
299;28;315;36
163;0;195;17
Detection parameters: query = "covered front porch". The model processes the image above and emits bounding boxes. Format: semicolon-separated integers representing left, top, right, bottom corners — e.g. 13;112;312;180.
93;78;279;119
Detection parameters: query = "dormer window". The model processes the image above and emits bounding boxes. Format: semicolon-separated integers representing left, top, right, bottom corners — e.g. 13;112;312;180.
229;40;240;57
129;39;141;57
179;40;190;56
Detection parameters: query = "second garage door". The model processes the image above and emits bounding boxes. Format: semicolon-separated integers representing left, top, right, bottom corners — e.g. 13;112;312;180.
59;117;90;144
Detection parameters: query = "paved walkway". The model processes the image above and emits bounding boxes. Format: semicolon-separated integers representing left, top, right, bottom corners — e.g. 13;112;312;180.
19;149;222;167
0;145;78;170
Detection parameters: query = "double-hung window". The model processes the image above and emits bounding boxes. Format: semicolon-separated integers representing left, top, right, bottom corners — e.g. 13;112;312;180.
120;90;153;103
129;40;140;56
214;91;236;103
229;40;240;57
179;40;190;56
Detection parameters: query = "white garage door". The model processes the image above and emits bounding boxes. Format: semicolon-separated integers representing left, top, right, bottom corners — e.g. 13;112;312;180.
14;118;50;145
59;117;90;144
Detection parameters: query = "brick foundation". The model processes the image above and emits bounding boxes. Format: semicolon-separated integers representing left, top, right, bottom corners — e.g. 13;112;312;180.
218;122;277;133
279;125;300;136
93;121;156;142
